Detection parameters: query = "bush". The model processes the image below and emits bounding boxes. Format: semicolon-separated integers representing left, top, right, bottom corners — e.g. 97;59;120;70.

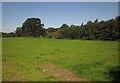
105;66;120;82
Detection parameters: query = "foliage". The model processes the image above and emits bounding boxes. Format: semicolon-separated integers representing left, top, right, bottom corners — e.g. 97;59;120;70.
15;27;23;37
21;18;46;37
3;18;46;38
46;27;57;33
2;32;15;37
105;66;120;82
2;16;119;40
49;16;119;41
60;24;69;28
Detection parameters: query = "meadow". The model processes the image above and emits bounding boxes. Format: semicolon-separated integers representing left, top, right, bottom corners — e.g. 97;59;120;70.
2;38;118;81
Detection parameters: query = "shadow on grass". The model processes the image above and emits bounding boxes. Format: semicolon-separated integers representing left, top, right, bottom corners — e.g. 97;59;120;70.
105;66;120;83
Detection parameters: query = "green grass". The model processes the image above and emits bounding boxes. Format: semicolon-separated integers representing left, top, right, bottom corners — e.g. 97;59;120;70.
2;37;118;81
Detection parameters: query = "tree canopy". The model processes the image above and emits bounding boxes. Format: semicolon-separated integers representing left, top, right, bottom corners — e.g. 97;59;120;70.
60;24;69;28
46;16;119;41
2;16;119;41
21;18;46;37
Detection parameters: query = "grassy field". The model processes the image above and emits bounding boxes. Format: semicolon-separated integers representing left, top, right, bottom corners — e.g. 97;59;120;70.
2;38;118;81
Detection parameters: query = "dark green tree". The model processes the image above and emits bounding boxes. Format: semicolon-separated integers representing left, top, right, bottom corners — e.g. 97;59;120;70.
87;21;92;25
94;19;98;23
81;23;84;27
22;18;46;37
70;25;79;28
2;32;15;37
15;27;23;37
46;27;57;33
55;16;119;40
60;24;69;28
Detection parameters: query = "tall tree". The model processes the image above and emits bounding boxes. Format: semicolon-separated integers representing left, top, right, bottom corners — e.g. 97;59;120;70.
22;18;46;37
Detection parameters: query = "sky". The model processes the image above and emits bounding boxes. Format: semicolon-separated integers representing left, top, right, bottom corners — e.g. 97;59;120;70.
2;2;118;32
1;0;120;2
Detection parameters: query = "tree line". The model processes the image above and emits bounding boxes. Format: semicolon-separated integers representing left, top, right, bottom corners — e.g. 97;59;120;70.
46;16;119;40
1;16;120;41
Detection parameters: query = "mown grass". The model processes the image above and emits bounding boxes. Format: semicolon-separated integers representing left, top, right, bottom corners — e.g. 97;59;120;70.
2;37;118;81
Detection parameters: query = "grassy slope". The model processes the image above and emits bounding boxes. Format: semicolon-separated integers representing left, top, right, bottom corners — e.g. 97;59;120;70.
2;38;118;81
